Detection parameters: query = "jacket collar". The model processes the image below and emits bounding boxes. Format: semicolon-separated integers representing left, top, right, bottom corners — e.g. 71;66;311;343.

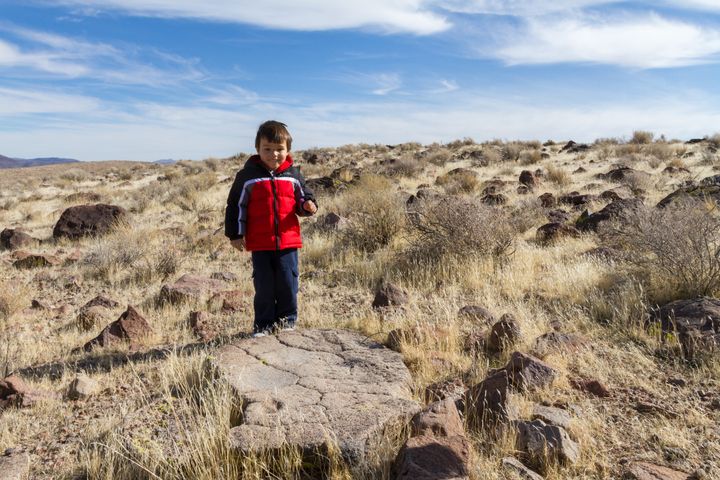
248;154;293;174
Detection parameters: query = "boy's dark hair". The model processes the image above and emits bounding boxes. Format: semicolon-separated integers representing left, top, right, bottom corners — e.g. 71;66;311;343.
255;120;292;151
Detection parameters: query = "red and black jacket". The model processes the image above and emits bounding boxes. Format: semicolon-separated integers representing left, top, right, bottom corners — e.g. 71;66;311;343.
224;154;315;251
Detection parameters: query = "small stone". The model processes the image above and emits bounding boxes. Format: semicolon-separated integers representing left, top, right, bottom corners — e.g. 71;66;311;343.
82;305;152;352
411;398;465;438
505;352;557;391
515;419;580;467
501;457;545;480
372;282;408;309
67;374;100;400
487;314;522;353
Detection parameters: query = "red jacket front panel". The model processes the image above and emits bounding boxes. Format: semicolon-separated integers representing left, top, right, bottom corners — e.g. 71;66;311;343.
224;155;315;251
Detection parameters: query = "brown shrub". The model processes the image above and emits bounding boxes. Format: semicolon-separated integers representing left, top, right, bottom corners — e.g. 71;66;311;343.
601;202;720;299
630;130;654;144
545;165;571;186
339;175;406;252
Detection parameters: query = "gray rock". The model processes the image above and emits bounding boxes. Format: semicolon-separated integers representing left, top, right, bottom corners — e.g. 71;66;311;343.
501;456;545;479
0;449;30;480
211;329;420;467
515;419;580;467
531;405;572;429
67;374;99;400
506;352;557;391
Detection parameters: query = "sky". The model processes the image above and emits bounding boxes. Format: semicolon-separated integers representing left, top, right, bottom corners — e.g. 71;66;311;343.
1;1;720;161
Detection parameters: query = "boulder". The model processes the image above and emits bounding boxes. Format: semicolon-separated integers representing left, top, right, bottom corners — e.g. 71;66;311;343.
212;329;420;467
626;462;690;480
411;398;465;438
531;405;572;429
487;314;522;354
0;375;54;409
546;209;571;223
558;192;595;209
505;352;557;391
651;297;720;359
82;305;152;352
536;223;580;245
514;419;580;467
538;193;556;208
575;198;643;232
207;289;244;313
560;141;589;153
657;184;720;209
372;282;408;309
463;369;514;427
0;449;30;480
393;434;471;480
53;203;128;240
159;274;226;305
519;170;539;188
0;228;36;251
481;193;508;205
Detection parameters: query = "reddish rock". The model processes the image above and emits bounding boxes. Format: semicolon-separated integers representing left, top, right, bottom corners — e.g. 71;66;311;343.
0;449;30;480
393;434;471;480
12;253;60;269
412;398;465;438
487;314;522;354
159;274;226;305
536;222;581;245
538;192;556;208
425;377;466;403
531;331;588;359
188;311;217;341
53;203;128;240
463;369;514;428
481;193;508;205
0;228;36;251
372;282;408;309
458;305;495;323
0;375;53;409
82;305;152;352
505;352;557;391
626;462;690;480
83;295;120;310
207;289;244;313
570;377;610;398
519;170;539;188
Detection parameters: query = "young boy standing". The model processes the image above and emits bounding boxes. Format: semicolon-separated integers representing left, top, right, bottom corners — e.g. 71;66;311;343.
224;121;317;336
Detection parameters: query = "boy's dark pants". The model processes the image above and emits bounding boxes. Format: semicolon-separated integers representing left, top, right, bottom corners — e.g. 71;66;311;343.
251;248;299;332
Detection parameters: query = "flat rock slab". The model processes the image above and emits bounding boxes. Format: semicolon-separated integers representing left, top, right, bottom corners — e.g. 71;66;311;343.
212;329;421;465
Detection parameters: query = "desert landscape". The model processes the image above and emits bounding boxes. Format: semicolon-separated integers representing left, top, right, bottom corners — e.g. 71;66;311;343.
1;133;719;479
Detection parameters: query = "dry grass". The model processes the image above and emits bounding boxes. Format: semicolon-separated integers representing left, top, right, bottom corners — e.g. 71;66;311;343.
0;138;718;479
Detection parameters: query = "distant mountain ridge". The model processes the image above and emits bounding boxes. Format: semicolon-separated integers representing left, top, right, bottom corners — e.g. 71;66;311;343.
0;154;80;169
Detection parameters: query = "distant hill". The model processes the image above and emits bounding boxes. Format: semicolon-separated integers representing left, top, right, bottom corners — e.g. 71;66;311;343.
0;154;80;169
153;159;177;165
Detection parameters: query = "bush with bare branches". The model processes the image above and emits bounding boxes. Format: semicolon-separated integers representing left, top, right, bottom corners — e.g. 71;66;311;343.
601;202;720;299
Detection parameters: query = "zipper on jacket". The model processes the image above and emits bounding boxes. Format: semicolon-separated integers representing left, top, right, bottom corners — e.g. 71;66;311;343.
270;170;281;250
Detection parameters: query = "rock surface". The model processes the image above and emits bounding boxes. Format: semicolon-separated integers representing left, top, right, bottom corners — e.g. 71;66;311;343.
159;273;226;305
501;456;545;479
626;461;690;480
211;329;420;466
514;419;580;467
0;449;30;480
0;228;36;251
52;203;127;240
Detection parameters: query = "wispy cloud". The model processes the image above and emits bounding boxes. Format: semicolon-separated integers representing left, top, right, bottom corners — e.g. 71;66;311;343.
0;86;100;115
438;0;615;16
490;13;720;68
55;0;450;35
0;23;204;85
370;73;402;95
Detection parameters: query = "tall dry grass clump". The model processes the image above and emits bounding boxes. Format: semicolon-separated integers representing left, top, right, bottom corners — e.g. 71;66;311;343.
338;175;406;252
630;130;654;144
545;165;571;186
601;202;720;301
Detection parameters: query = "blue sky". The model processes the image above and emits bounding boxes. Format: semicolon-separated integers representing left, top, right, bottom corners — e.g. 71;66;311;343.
1;1;719;161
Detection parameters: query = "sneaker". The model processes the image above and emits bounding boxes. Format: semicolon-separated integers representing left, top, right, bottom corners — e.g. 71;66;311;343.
280;325;295;332
251;331;268;338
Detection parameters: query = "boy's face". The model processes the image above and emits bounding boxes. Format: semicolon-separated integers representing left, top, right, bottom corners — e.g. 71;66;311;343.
257;137;288;171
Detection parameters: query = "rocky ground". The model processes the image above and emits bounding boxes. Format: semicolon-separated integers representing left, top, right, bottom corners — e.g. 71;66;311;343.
0;134;719;479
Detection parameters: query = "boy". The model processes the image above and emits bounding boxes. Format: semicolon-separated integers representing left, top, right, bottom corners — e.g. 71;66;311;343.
224;121;317;336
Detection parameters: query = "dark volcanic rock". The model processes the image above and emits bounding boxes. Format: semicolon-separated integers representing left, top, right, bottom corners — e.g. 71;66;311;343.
487;314;522;354
53;203;127;240
657;183;720;209
536;222;581;245
0;229;36;251
651;297;720;359
82;305;152;352
458;305;495;323
575;198;643;232
393;434;470;480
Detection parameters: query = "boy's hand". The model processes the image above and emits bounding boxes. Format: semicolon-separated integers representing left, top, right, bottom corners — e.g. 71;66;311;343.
230;238;245;251
303;200;318;215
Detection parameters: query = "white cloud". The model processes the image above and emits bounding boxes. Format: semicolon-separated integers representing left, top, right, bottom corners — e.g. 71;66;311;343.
492;13;720;68
438;0;614;16
1;84;718;160
56;0;450;35
370;74;402;95
0;86;100;115
0;24;203;84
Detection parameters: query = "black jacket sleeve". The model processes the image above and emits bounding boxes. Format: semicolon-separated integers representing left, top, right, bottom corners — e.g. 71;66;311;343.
224;170;246;239
294;167;317;217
